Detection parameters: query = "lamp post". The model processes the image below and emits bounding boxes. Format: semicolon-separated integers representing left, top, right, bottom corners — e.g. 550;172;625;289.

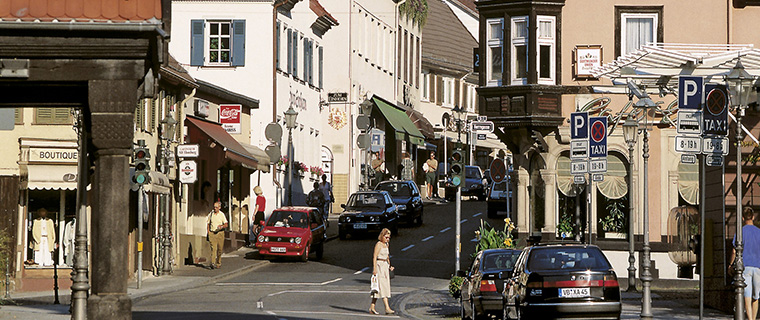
158;115;177;275
284;106;299;206
726;59;754;320
623;116;638;292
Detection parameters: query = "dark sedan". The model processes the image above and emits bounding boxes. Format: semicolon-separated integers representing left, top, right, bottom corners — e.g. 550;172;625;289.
375;180;423;226
338;191;399;239
445;166;487;201
459;249;520;320
503;243;621;320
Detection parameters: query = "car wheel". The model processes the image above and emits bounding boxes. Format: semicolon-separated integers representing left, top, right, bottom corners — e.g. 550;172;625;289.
315;242;324;260
300;245;309;262
339;230;347;240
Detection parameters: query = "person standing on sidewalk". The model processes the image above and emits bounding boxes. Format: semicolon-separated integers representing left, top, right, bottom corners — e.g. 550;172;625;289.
307;181;326;218
401;152;414;181
207;201;228;269
320;175;334;224
250;186;266;246
424;152;438;200
370;228;395;315
732;207;760;320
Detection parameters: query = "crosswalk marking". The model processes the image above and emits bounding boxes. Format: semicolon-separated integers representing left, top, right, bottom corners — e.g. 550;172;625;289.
440;227;451;233
422;236;434;242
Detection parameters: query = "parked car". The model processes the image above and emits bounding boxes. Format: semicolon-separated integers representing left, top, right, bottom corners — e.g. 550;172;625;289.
375;180;424;226
445;165;487;201
338;191;399;239
502;243;621;320
487;180;512;218
256;207;326;262
458;249;521;320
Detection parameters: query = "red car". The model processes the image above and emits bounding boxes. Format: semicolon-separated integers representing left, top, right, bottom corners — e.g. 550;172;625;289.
256;207;327;261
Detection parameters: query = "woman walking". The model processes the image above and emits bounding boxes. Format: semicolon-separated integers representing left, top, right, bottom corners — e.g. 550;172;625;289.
249;186;266;245
370;228;395;315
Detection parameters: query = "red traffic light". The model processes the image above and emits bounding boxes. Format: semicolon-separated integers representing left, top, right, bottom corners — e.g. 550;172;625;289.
135;150;147;159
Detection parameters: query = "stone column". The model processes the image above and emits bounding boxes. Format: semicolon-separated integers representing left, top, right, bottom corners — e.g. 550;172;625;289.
87;79;137;320
541;170;557;236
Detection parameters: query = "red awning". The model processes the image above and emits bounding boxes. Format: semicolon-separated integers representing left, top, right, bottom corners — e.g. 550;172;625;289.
186;117;263;170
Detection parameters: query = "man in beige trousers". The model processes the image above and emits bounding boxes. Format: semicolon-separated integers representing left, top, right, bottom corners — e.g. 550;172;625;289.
207;201;228;269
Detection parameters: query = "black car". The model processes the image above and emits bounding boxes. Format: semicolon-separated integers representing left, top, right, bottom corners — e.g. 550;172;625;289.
445;165;487;201
338;191;399;239
503;243;621;320
375;180;424;226
487;181;512;218
459;249;520;320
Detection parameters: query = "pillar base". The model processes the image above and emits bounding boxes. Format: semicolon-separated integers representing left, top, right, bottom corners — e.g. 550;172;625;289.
88;294;132;320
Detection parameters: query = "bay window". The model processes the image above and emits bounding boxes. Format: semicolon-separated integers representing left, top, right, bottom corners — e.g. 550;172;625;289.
537;16;555;84
486;18;503;86
510;16;528;85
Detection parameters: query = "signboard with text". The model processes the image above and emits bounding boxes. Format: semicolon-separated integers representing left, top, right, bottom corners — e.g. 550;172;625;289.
703;84;729;136
678;76;704;110
589;117;608;158
220;104;242;134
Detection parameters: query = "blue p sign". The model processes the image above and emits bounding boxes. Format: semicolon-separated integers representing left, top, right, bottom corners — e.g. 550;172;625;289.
570;112;588;139
679;76;703;110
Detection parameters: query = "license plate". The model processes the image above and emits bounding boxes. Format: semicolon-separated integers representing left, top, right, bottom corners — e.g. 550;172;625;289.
271;247;286;253
558;287;590;298
354;223;368;229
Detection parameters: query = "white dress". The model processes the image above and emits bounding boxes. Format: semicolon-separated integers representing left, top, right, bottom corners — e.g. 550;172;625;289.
372;244;391;299
34;222;53;266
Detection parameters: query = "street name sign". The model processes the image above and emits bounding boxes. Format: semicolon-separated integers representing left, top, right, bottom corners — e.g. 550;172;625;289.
592;174;605;182
573;175;586;185
681;154;697;164
477;133;487;140
675;136;702;153
677;111;702;135
571;140;589;159
703;84;729;136
678;76;704;110
589;117;608;159
702;136;729;155
328;92;348;102
589;159;607;173
571;160;588;175
706;155;724;167
472;121;495;133
177;144;199;158
571;112;589;139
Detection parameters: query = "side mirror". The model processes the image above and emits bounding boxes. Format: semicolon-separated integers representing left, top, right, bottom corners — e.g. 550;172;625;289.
456;270;467;278
341;204;346;209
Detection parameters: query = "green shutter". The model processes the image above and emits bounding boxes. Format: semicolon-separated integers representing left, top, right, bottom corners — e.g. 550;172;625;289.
15;108;22;124
150;98;157;132
135;100;144;130
36;108;53;124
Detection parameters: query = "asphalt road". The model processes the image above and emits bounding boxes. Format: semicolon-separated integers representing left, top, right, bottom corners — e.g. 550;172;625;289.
131;199;502;319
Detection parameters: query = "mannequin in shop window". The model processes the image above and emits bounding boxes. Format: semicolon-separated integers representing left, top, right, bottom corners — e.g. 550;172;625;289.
31;208;56;266
63;215;76;266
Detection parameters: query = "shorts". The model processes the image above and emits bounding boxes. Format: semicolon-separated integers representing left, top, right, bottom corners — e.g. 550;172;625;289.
744;266;760;299
425;172;436;185
254;211;265;225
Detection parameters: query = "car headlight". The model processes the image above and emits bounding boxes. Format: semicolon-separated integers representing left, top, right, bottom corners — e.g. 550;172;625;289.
264;236;269;242
258;235;265;243
295;237;302;244
370;216;377;222
397;205;407;211
290;238;295;243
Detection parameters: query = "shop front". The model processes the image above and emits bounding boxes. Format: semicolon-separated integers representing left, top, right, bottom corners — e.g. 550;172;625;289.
368;96;426;186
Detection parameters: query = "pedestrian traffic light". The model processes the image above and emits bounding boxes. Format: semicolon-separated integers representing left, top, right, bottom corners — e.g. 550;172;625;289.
133;143;151;185
450;149;465;187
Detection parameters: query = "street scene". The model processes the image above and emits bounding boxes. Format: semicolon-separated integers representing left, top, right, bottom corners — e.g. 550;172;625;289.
2;0;760;320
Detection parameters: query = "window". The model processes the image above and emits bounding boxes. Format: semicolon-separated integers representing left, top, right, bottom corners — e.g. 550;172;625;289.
486;18;503;86
304;38;310;84
293;32;299;78
190;19;244;67
510;16;528;85
421;72;430;101
397;27;402;79
276;21;281;70
621;13;657;55
208;21;230;64
35;107;72;125
537;16;556;84
442;77;454;106
403;29;409;83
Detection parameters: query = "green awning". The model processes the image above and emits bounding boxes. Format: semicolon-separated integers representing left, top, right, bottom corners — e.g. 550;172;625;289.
372;97;426;146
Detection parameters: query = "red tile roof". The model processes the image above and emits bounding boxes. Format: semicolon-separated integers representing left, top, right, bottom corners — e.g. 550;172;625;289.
309;0;337;25
1;0;162;22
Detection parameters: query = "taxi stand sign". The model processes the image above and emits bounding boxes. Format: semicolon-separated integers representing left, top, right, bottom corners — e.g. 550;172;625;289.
588;116;607;173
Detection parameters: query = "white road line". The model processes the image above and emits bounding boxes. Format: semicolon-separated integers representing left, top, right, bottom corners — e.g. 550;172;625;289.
440;227;451;233
461;219;468;223
354;267;370;275
218;277;343;286
257;301;263;309
266;311;275;315
422;236;434;242
267;290;403;297
401;244;415;251
268;310;399;318
473;213;482;217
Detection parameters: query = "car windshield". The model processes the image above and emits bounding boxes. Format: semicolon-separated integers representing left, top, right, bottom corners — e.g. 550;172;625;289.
376;182;412;197
346;193;386;210
482;251;520;272
466;167;481;179
527;247;611;271
267;210;308;228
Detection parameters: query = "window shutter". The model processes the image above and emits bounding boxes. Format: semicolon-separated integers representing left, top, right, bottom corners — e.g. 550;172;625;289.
435;76;443;106
287;29;293;74
190;20;204;66
428;74;434;100
454;80;460;107
462;85;469;110
36;108;53;124
303;38;309;84
150;98;157;132
293;32;299;78
14;108;21;124
276;21;280;69
136;99;145;130
319;46;323;89
55;108;71;124
231;20;246;66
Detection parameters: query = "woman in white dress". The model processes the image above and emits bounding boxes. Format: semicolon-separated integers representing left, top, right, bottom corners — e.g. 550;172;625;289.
370;228;395;315
31;208;56;266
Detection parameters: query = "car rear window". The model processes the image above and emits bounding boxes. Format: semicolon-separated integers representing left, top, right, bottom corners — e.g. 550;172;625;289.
466;167;481;179
376;182;412;196
346;193;385;209
482;251;520;272
527;247;611;271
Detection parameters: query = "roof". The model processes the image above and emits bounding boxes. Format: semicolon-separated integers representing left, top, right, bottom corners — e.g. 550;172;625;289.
161;55;198;89
447;0;477;15
592;43;760;88
422;0;478;73
309;0;338;26
1;0;162;22
196;79;260;109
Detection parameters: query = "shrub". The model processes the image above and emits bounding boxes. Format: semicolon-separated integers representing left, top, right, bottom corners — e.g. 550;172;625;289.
449;276;464;298
473;218;516;256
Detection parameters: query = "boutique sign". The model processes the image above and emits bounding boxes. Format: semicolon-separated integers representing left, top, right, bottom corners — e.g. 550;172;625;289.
29;148;78;163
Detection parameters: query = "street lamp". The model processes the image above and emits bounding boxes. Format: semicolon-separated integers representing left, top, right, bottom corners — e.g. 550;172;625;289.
452;105;464;142
725;59;754;320
623;116;638;292
284;106;299;206
157;115;177;276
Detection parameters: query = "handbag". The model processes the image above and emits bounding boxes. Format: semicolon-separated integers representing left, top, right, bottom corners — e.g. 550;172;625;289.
389;269;395;279
370;274;379;294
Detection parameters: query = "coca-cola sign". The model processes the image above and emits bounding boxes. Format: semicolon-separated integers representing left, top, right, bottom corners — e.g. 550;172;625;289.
219;104;242;134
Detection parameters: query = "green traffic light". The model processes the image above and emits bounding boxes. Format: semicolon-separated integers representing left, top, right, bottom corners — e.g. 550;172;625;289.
452;176;461;187
135;174;147;184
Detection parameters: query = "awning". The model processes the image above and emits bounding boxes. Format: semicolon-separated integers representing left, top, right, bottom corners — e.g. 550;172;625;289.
186;117;262;170
597;154;627;200
678;163;699;205
406;108;435;140
23;164;78;190
240;142;271;172
372;96;426;146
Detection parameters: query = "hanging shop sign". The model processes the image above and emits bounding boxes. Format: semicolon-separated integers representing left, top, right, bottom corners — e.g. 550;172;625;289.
29;148;78;163
574;45;602;79
220;104;242;134
179;160;197;184
328;108;348;130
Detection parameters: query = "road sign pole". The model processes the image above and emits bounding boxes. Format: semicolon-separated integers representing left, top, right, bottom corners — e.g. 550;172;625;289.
699;153;706;319
456;186;461;272
137;185;143;289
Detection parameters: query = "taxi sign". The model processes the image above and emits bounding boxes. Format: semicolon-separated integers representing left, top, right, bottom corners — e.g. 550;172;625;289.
589;117;608;158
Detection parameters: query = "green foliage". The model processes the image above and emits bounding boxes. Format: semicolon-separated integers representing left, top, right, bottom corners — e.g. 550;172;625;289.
601;196;627;233
0;229;10;294
399;0;428;28
557;209;574;237
473;218;516;257
449;276;464;298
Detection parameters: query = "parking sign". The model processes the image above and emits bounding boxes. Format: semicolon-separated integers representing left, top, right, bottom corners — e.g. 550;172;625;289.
571;112;589;139
589;117;608;158
678;76;703;110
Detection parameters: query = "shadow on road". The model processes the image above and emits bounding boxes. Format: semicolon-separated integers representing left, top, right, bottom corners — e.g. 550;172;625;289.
134;311;322;320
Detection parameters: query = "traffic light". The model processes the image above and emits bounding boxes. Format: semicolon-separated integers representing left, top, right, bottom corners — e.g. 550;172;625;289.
450;148;465;187
133;142;151;185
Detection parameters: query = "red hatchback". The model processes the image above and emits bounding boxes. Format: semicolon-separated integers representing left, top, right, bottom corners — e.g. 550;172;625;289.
256;207;327;261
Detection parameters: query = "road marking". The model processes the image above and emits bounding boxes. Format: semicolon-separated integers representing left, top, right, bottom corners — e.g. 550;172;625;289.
266;311;275;315
422;236;434;242
354;267;370;275
471;238;478;242
473;213;482;217
268;310;399;318
461;219;468;223
440;227;451;233
401;245;415;251
217;277;343;287
257;301;264;309
267;290;403;297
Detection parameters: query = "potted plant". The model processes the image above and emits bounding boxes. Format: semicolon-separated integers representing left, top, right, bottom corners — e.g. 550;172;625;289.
557;209;574;239
309;166;324;180
276;156;288;171
601;196;627;239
